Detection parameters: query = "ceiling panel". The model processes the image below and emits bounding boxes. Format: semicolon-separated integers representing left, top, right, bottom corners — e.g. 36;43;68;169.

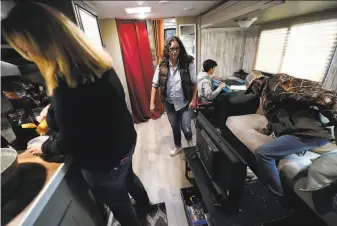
89;1;221;19
212;1;337;28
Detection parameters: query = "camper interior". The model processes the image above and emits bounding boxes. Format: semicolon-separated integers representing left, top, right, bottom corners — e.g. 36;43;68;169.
1;1;337;226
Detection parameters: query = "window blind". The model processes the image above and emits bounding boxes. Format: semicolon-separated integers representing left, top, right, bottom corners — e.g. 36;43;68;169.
255;18;337;82
255;28;288;74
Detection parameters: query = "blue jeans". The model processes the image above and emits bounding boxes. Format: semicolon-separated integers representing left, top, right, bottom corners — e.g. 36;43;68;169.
165;102;193;147
255;135;329;196
81;144;149;226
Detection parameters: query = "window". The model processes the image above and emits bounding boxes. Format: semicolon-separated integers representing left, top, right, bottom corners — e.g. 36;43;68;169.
255;28;288;74
76;6;103;48
255;19;337;82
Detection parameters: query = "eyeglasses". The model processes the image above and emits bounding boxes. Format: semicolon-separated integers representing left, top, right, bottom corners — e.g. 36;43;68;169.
169;47;180;53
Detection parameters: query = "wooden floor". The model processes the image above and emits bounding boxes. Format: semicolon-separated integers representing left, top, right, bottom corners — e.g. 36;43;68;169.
132;113;196;226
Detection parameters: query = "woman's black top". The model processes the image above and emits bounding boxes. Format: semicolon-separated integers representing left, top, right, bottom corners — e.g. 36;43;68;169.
42;69;137;172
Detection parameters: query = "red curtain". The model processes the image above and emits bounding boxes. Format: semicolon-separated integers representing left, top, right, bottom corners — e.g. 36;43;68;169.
117;20;162;123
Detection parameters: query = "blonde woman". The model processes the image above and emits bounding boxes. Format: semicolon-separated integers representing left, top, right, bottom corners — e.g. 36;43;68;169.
2;3;150;225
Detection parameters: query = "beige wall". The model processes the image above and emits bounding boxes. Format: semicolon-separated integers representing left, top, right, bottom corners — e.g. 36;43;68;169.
258;10;337;31
99;19;132;113
199;28;246;78
198;25;257;76
176;16;198;36
242;26;259;73
196;17;202;71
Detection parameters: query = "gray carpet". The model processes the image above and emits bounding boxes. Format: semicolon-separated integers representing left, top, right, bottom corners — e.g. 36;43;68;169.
110;202;167;226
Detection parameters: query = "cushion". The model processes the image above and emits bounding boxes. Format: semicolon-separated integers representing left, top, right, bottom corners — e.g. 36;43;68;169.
226;114;272;152
278;151;320;188
311;142;337;155
300;151;337;191
294;177;337;226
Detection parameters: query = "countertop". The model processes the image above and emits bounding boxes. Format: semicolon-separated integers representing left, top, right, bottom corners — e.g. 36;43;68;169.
5;151;71;226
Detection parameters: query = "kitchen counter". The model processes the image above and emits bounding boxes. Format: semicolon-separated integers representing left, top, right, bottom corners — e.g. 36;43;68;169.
6;151;72;226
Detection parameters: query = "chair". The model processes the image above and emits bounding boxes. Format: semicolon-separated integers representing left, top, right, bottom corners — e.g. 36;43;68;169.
195;96;215;121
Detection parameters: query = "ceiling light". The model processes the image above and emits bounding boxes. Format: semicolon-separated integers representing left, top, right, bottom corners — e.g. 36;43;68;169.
125;6;151;14
234;17;258;29
138;12;146;19
159;1;170;4
137;1;144;6
184;8;194;11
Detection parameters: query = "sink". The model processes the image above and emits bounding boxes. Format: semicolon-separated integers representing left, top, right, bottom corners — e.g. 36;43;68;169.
1;163;47;226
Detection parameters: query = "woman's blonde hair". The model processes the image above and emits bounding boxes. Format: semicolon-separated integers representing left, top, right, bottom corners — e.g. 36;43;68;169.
2;2;112;95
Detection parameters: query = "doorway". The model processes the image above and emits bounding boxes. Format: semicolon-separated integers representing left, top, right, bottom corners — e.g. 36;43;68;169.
179;24;196;59
164;18;176;41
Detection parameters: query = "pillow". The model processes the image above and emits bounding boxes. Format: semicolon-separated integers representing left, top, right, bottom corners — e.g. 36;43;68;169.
300;150;337;191
226;114;273;152
311;142;337;155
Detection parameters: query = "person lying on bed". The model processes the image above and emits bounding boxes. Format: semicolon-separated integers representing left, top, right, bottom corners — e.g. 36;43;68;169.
245;71;337;196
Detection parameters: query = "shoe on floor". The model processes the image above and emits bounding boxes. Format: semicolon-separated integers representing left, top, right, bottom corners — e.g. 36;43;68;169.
170;146;183;157
187;140;194;147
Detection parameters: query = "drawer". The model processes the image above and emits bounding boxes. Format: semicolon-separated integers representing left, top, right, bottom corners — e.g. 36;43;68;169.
180;186;211;226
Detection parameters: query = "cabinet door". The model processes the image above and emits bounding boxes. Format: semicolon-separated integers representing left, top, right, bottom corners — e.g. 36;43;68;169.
59;201;94;226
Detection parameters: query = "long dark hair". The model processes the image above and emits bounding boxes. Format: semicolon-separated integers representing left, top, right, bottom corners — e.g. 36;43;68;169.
159;36;193;70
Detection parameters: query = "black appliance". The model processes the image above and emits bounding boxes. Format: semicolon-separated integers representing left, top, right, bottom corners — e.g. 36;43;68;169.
6;109;40;150
1;75;49;150
2;76;49;110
